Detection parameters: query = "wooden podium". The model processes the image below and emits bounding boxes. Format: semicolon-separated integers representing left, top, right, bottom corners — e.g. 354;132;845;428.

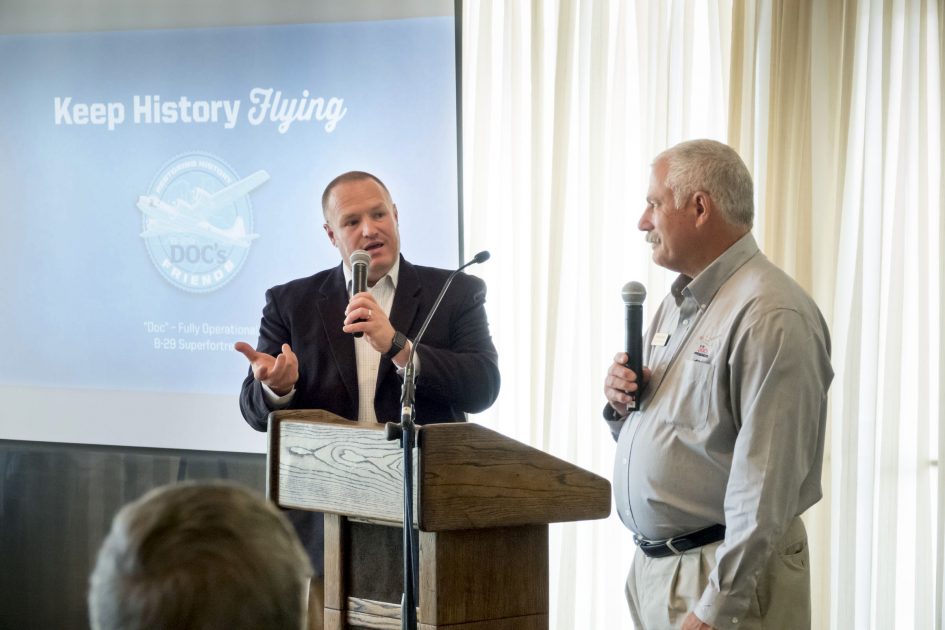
267;410;611;630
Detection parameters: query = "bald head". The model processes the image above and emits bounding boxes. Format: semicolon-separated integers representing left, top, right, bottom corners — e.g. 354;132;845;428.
321;171;392;219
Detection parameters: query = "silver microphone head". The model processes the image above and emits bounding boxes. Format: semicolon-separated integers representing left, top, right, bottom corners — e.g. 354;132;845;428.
621;281;646;306
350;249;371;267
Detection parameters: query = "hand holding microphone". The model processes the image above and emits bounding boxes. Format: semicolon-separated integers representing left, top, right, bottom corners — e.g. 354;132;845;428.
604;281;648;416
344;249;407;360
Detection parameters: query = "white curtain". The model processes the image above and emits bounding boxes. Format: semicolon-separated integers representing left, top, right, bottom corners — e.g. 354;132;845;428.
462;1;731;627
460;1;943;628
827;0;942;628
729;1;944;628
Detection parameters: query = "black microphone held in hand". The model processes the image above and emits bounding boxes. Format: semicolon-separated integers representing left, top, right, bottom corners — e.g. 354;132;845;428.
349;249;371;338
621;281;646;411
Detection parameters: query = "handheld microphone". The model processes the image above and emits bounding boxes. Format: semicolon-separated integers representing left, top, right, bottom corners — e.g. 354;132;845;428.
621;281;646;411
349;249;371;338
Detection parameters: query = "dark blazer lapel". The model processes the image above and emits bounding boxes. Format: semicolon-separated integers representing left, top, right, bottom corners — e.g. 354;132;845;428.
377;257;422;387
316;263;358;413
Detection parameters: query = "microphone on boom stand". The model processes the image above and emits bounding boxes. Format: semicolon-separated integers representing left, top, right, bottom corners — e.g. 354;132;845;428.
385;250;490;630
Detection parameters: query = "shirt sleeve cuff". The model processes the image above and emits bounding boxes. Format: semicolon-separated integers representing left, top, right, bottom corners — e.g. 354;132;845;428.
262;382;296;408
694;586;752;630
602;403;628;439
394;341;419;377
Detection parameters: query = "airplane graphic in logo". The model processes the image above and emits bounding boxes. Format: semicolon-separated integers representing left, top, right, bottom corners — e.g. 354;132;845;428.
138;170;268;247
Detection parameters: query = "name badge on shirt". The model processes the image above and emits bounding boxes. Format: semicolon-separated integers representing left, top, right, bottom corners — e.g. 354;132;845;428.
651;332;670;346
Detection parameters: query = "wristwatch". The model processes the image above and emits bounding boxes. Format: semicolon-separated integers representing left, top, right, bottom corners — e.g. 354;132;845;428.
384;330;408;360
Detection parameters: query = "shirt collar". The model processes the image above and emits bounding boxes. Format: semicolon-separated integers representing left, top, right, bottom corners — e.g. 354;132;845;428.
672;232;760;307
342;255;401;291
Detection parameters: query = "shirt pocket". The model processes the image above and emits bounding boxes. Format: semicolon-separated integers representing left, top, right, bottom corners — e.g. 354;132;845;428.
661;359;713;430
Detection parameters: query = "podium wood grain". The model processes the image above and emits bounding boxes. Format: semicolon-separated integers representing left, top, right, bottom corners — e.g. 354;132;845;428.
420;524;548;626
267;410;611;629
418;423;611;531
269;410;417;525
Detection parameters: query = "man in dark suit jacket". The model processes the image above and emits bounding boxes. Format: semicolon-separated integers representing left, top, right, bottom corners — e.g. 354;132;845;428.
235;171;500;627
235;170;500;427
237;254;498;428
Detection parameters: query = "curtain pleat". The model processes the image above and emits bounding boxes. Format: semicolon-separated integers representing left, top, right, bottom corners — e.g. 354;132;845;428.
461;1;942;627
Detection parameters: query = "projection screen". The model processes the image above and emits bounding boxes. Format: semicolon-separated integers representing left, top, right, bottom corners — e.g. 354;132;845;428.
0;0;461;452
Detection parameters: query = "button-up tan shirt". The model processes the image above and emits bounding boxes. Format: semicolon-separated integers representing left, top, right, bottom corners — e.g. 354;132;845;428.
606;233;833;627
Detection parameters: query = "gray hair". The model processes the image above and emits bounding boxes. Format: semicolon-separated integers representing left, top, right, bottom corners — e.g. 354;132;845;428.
656;139;754;228
88;481;312;630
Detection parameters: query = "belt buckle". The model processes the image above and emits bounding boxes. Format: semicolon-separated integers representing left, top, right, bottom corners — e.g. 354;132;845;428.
634;533;680;556
664;537;683;555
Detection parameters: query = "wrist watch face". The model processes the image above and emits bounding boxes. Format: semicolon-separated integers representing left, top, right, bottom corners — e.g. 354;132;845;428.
386;331;406;358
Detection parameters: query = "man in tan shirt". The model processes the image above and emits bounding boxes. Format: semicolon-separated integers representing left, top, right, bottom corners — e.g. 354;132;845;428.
603;140;833;630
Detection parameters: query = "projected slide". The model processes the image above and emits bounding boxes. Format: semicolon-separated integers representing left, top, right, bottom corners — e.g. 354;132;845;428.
0;18;459;451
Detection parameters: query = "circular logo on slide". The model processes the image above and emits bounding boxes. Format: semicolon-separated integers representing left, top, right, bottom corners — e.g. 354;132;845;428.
137;152;268;292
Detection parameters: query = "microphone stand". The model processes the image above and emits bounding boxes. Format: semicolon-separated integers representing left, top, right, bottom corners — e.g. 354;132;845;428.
384;251;489;630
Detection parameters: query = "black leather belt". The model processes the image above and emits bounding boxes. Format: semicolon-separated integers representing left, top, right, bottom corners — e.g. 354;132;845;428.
634;524;726;558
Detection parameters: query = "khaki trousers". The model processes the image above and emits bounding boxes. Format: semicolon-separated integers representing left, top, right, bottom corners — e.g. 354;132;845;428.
625;517;810;630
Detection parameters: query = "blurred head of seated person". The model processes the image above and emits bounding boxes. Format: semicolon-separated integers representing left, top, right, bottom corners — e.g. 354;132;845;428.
88;480;313;630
